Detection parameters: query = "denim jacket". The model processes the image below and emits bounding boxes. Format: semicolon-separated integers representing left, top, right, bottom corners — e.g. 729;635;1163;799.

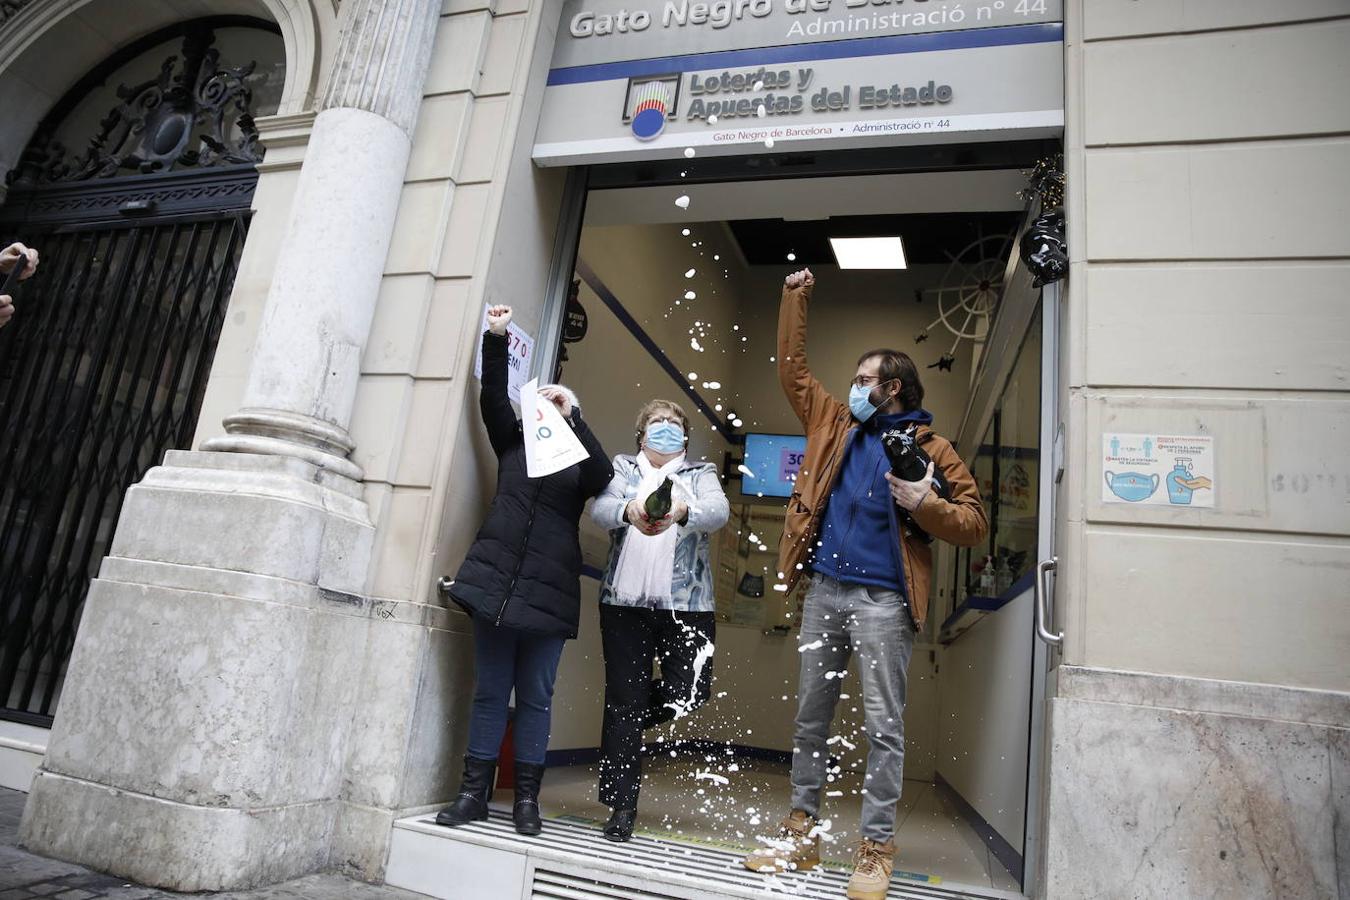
591;454;730;612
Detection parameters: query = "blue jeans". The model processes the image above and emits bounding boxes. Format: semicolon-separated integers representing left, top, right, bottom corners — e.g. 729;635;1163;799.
790;574;915;842
466;621;567;766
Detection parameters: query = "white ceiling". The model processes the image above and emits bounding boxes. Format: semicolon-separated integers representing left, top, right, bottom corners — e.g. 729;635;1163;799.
583;168;1028;226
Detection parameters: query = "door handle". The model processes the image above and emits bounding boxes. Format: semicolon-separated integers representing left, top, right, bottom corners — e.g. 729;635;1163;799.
1035;556;1062;646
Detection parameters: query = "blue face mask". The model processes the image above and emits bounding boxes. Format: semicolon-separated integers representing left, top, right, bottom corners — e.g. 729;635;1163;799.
849;383;879;422
645;421;686;454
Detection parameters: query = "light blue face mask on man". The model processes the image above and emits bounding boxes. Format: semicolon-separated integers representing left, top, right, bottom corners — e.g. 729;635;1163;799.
849;379;900;422
849;382;887;422
645;420;686;454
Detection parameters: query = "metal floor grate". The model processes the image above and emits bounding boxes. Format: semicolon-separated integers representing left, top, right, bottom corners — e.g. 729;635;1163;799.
394;811;1020;900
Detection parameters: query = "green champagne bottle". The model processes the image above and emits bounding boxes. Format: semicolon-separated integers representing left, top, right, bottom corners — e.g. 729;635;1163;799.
644;476;674;520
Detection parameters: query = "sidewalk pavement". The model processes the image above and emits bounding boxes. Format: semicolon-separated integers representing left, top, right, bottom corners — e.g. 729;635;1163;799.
0;789;425;900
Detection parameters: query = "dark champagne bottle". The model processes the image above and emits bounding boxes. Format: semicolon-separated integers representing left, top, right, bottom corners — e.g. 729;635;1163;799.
882;425;951;499
644;476;674;519
881;425;951;545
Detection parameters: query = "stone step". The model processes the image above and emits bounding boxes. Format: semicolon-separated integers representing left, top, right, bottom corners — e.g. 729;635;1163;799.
386;809;1021;900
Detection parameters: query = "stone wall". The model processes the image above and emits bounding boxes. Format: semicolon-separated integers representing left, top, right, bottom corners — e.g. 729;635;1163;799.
15;0;564;888
1043;2;1350;895
1046;667;1347;898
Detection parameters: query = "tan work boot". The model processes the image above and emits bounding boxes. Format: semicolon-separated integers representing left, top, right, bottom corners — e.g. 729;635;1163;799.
742;809;821;874
846;838;895;900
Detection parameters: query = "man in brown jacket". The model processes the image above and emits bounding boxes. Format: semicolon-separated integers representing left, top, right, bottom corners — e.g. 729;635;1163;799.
743;268;988;900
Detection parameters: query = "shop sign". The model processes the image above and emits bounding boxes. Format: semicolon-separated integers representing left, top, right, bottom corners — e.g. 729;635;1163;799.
534;0;1063;164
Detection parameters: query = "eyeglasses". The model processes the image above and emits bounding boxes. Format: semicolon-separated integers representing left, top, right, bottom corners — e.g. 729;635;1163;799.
851;375;892;389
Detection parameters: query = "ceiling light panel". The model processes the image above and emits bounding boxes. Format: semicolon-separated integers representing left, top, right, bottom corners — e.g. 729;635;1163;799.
829;236;907;269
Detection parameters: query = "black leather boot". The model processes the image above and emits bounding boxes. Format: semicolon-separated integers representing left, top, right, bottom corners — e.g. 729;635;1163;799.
512;761;546;836
435;755;496;827
604;808;637;842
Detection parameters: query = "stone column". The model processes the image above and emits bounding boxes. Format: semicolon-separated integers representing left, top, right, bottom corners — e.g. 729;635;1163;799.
19;0;444;891
204;0;441;479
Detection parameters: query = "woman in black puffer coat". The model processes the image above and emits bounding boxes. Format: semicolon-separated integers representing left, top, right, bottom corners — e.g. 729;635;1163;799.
437;304;612;836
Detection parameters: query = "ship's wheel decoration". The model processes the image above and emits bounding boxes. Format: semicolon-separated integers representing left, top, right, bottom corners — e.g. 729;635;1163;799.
912;229;1015;372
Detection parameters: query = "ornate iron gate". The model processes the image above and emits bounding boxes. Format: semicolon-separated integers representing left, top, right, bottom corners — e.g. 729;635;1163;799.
0;19;274;725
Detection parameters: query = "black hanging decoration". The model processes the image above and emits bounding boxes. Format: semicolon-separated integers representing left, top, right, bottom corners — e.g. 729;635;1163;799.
562;277;588;344
1019;154;1065;210
927;354;955;372
1018;154;1068;288
554;278;588;381
1021;207;1068;288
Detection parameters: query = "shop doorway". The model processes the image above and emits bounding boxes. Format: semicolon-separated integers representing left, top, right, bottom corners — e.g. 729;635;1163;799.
527;160;1056;897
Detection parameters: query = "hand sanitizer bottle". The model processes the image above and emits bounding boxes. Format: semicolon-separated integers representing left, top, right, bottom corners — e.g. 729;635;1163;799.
1167;458;1195;505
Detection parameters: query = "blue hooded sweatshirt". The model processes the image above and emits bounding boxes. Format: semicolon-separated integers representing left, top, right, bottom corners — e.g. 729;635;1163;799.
811;408;934;592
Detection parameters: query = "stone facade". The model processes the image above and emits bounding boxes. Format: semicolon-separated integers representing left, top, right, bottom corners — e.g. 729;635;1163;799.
1040;2;1350;896
1045;668;1348;899
10;0;509;889
1;0;1347;895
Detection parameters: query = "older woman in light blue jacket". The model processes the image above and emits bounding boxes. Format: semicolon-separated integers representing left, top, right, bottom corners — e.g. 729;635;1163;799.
589;398;730;842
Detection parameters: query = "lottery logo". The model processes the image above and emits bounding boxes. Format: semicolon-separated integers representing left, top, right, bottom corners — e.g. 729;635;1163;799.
624;75;680;142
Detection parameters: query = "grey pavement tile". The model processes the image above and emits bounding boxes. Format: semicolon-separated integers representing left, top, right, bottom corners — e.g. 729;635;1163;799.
212;875;427;899
0;849;87;886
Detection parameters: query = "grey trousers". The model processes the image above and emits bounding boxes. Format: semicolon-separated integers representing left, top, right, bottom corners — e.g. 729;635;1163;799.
789;573;915;842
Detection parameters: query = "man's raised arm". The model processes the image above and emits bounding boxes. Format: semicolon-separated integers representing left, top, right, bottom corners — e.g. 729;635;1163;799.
776;268;835;426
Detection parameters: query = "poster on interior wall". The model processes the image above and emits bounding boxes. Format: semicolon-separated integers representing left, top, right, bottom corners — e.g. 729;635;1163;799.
1101;433;1215;508
521;377;592;478
999;458;1037;517
473;304;535;404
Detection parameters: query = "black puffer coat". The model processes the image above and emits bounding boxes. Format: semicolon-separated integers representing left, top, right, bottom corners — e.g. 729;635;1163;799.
447;331;612;638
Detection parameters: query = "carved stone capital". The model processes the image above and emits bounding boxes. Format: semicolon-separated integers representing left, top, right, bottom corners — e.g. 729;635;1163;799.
321;0;443;135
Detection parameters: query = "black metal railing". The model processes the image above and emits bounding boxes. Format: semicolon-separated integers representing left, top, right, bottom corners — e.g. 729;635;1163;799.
0;197;250;724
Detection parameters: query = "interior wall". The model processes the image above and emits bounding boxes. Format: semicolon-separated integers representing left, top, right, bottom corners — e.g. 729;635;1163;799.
734;265;978;439
549;210;1000;792
550;218;746;754
938;588;1035;852
570;223;745;464
932;305;1042;854
548;579;607;751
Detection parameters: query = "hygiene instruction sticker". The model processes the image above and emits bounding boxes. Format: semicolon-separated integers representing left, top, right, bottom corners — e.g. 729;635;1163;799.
1101;433;1215;508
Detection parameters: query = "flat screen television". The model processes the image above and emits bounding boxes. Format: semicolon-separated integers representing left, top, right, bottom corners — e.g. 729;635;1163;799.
740;432;807;499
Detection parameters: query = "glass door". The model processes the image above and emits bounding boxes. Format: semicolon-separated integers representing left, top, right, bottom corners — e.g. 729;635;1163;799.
932;300;1045;893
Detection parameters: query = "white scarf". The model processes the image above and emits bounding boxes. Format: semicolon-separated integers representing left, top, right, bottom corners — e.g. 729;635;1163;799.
612;452;688;604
